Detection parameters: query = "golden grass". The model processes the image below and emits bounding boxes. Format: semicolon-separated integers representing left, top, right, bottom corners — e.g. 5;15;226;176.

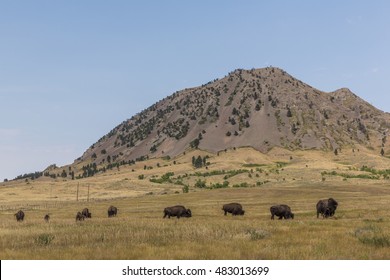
1;147;390;259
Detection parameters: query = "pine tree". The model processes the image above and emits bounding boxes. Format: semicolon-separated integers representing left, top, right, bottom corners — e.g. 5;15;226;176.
287;107;292;117
194;156;203;168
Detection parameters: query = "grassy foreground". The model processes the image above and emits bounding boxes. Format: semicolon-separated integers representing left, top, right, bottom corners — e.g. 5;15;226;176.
2;147;390;259
1;181;390;259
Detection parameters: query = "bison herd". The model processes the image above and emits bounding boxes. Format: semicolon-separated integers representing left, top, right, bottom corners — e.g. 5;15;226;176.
12;198;339;222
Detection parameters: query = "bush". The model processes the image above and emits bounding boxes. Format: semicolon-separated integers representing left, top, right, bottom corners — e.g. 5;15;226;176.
355;226;390;247
194;179;207;188
36;234;55;246
209;181;229;189
233;182;250;188
182;185;189;193
246;229;270;240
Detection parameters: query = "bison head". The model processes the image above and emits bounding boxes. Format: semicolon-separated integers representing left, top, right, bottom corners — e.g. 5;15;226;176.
184;209;192;217
324;207;332;218
328;198;338;208
327;198;338;216
233;208;245;215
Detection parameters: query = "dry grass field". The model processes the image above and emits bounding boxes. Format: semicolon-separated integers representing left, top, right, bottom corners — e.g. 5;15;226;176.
1;147;390;259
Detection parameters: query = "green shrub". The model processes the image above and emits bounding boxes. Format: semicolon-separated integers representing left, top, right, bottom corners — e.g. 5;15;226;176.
209;181;229;189
354;226;390;247
233;182;250;188
194;179;207;189
182;185;189;193
36;234;55;246
246;229;270;240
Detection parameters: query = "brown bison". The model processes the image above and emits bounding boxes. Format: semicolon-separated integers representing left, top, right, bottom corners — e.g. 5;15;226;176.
163;205;192;219
270;204;294;220
44;214;50;222
222;203;245;216
107;205;118;217
15;210;25;222
76;211;85;221
81;208;91;218
316;198;338;218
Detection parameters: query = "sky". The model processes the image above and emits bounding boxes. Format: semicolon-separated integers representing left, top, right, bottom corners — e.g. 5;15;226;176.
0;0;389;180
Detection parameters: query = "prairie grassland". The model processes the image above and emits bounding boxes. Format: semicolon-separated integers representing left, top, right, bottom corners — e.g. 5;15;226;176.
1;182;390;260
1;147;390;259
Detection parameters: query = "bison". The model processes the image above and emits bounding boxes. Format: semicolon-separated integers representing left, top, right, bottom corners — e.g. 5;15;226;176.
323;207;333;218
76;211;85;221
15;210;25;222
81;208;91;218
316;198;338;218
163;205;192;219
270;204;294;220
107;205;118;217
44;214;50;222
222;203;245;216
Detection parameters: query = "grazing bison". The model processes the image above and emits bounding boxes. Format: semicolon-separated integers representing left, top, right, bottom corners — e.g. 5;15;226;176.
81;208;91;218
107;205;118;217
76;212;85;221
316;198;338;218
222;203;245;216
324;207;333;218
163;205;192;219
44;214;50;222
270;204;294;220
15;210;25;222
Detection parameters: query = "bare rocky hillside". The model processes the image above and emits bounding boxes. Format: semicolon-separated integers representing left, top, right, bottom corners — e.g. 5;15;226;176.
77;67;390;168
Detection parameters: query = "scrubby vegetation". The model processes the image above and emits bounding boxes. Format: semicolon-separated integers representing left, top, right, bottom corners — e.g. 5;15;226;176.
2;181;390;260
3;144;390;260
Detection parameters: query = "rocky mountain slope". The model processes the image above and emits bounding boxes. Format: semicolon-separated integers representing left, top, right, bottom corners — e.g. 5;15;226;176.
76;67;390;169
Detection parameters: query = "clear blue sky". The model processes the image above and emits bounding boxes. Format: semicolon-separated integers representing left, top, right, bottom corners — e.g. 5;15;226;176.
1;0;389;180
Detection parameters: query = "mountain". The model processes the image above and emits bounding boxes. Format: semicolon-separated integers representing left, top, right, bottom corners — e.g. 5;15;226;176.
75;67;390;170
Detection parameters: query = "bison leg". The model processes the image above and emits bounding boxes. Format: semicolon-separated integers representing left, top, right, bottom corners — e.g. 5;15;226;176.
324;209;332;218
271;214;274;220
278;215;283;220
